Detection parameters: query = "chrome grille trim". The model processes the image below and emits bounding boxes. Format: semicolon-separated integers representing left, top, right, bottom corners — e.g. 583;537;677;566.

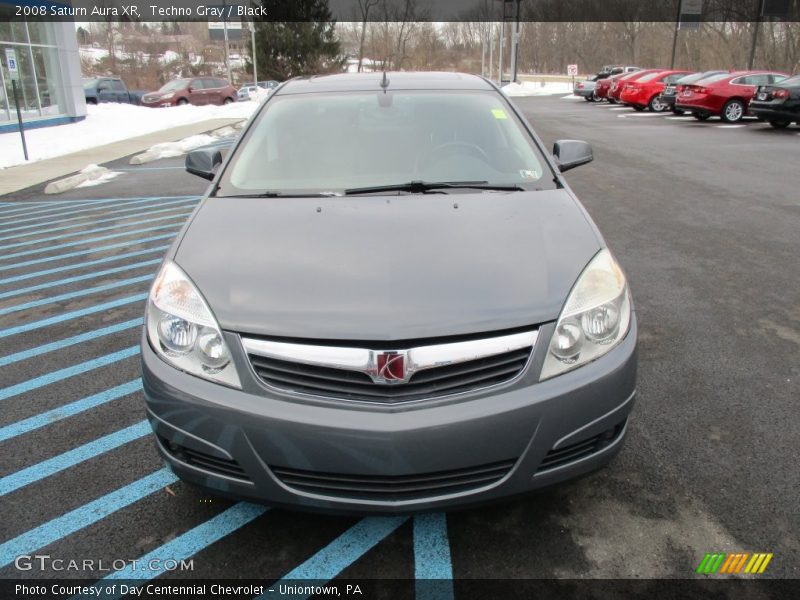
241;330;538;385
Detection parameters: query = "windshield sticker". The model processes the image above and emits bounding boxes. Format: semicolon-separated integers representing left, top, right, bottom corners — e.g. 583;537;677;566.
520;169;539;180
491;108;508;120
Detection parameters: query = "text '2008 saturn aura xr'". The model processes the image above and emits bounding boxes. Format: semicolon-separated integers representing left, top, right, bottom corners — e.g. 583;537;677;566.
142;72;637;513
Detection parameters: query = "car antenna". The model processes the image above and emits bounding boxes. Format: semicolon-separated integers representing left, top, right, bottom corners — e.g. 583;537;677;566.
380;70;390;92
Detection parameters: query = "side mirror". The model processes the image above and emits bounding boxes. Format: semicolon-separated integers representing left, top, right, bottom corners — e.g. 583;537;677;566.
185;147;223;181
553;140;593;172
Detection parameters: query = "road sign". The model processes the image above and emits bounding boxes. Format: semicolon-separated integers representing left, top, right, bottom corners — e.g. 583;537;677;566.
5;48;19;81
567;64;578;77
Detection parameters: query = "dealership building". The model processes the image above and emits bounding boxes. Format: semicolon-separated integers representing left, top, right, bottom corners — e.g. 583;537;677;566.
1;5;85;132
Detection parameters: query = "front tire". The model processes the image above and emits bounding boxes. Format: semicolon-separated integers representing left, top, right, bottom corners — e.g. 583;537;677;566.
223;97;234;105
693;112;710;121
768;120;791;129
608;97;617;105
721;99;745;123
176;98;189;106
672;107;685;115
632;105;645;112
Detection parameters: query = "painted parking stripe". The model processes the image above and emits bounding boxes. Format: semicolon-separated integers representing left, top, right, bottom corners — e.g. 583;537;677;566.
0;469;178;568
413;514;454;600
0;195;197;224
0;346;138;402
0;224;182;262
0;243;169;281
0;318;142;367
0;294;146;339
0;213;191;253
0;274;153;317
0;199;197;241
0;421;151;496
257;517;409;600
0;380;141;442
0;259;160;301
0;197;197;237
93;503;268;594
716;124;746;128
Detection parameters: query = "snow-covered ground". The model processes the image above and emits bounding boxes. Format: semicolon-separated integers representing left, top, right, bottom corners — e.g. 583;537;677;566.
502;81;573;97
0;100;259;169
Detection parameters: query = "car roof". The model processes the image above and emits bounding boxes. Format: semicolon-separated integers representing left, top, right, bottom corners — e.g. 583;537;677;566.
275;71;495;95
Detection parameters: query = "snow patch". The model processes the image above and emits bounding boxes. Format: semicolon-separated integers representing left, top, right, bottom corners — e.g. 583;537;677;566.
502;81;573;97
0;101;259;169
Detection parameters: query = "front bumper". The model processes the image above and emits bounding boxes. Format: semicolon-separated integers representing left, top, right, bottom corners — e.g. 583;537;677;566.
749;103;799;122
141;318;638;514
573;88;595;98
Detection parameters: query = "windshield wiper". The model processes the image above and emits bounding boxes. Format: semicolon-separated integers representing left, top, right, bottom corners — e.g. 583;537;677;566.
218;191;339;198
344;181;525;195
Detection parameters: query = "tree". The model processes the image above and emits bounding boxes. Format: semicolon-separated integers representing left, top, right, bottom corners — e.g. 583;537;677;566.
249;0;344;80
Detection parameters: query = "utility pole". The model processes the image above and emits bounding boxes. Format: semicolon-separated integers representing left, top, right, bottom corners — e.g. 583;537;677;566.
222;0;232;83
670;0;682;69
748;0;766;70
488;25;494;81
498;20;504;85
250;21;258;84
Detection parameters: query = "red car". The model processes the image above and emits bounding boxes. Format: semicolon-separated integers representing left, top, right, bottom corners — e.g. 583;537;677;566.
607;69;660;103
595;73;627;101
141;77;237;108
675;71;789;122
619;70;691;111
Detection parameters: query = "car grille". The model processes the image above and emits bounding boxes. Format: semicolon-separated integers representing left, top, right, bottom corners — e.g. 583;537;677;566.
270;459;516;501
248;347;532;402
159;437;251;482
536;421;626;473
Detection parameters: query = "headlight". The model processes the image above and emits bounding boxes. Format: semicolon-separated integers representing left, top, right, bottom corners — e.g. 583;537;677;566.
540;249;631;380
146;261;241;388
162;92;175;100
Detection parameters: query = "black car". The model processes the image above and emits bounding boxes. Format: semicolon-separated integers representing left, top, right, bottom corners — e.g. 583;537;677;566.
749;74;800;128
659;71;727;114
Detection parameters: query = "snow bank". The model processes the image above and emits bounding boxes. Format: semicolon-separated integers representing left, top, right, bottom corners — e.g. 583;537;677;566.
0;101;259;169
502;81;573;97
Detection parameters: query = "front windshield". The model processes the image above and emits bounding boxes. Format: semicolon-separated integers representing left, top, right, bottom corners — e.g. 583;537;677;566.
222;90;551;195
82;78;98;90
159;79;189;92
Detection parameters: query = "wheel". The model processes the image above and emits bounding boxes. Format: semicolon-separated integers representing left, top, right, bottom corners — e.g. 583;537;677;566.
631;105;644;112
584;95;594;102
768;120;791;129
649;95;668;112
176;98;188;106
672;107;685;115
693;112;710;121
223;97;234;105
608;98;617;104
721;99;745;123
86;98;98;106
591;91;600;102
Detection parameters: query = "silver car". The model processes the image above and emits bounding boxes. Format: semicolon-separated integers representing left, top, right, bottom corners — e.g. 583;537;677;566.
142;72;637;513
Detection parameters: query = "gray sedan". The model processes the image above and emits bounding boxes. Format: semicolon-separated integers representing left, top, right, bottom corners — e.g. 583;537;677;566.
142;72;637;513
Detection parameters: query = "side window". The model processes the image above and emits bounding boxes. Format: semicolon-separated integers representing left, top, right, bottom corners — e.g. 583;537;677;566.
663;74;682;84
111;80;125;92
217;79;228;88
732;76;753;86
204;78;219;89
768;74;786;84
750;74;769;86
190;79;205;90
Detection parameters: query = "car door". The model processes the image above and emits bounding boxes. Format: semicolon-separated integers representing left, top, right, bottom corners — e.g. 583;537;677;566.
96;79;115;103
202;78;221;105
111;80;127;102
188;79;206;105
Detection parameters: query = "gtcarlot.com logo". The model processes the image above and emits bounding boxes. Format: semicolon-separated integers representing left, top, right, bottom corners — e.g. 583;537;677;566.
14;554;194;572
696;552;773;575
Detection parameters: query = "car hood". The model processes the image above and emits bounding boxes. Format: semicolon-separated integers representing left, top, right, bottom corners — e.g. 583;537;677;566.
173;191;602;340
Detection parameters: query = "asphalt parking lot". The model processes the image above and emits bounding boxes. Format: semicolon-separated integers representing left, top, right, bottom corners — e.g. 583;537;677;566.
0;96;798;595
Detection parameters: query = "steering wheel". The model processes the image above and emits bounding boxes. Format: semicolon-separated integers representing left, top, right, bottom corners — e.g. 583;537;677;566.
415;141;490;175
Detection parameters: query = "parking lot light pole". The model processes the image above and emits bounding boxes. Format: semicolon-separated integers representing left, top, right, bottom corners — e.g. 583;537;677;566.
748;0;766;70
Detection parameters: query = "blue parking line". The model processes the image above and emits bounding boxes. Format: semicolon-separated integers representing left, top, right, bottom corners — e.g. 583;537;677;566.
0;346;138;402
0;224;182;262
0;243;169;281
0;421;151;496
0;275;153;317
258;517;409;600
0;259;161;301
0;211;192;251
0;199;197;241
0;380;142;442
0;469;178;569
0;197;197;237
0;195;198;225
413;514;454;600
0;293;146;339
94;503;268;593
0;319;142;367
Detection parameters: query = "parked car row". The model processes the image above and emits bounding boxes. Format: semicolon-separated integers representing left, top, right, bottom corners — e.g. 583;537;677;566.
574;67;799;126
84;76;244;108
236;80;280;101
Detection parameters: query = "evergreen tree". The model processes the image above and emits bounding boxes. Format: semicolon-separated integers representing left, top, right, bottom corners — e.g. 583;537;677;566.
248;0;344;80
